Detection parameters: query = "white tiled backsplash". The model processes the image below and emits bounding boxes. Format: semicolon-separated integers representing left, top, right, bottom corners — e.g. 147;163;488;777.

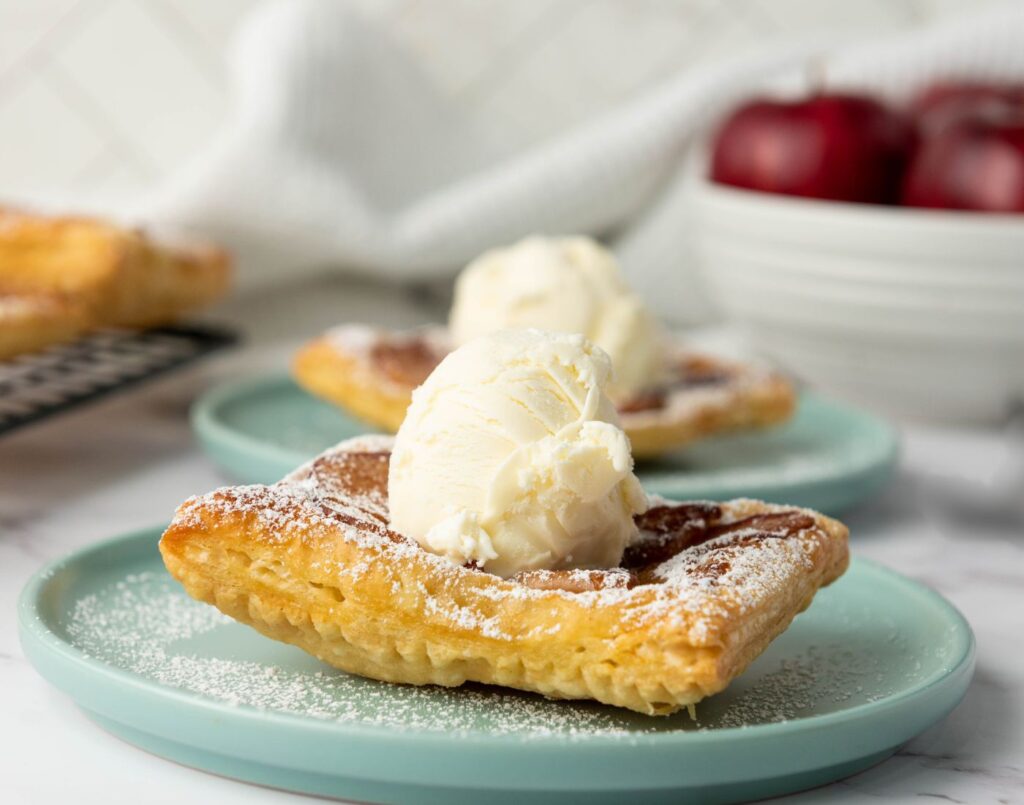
0;0;999;212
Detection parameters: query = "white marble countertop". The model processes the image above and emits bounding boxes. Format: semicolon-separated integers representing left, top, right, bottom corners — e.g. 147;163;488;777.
2;279;1022;805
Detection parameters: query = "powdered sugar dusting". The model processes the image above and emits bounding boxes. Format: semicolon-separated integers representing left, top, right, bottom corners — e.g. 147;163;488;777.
620;346;782;428
325;324;450;360
67;572;649;738
65;569;891;739
324;323;378;353
170;438;839;650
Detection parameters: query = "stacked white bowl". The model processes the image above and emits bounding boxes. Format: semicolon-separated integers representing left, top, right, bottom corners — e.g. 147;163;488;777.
690;169;1024;423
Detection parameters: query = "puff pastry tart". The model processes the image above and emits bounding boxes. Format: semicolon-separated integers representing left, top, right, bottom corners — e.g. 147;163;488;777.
0;208;230;358
161;436;849;716
293;325;796;458
0;293;90;361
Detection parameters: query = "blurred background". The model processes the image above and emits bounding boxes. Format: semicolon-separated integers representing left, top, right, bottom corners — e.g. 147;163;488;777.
1;0;1007;213
2;0;1023;424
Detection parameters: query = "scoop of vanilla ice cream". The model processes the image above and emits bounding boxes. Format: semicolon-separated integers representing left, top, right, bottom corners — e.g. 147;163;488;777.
448;236;664;401
387;329;648;578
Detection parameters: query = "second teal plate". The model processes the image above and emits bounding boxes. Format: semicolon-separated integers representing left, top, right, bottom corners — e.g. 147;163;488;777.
192;374;898;514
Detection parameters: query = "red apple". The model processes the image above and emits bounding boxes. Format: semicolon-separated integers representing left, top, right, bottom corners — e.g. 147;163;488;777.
902;104;1024;213
710;93;916;204
912;81;1024;133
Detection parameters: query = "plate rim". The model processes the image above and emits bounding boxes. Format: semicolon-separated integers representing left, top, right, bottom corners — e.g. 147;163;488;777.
638;393;900;496
19;525;975;754
191;373;317;472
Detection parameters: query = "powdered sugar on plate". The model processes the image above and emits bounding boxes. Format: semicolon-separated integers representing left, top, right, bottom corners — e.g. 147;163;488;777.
65;568;889;741
68;571;649;739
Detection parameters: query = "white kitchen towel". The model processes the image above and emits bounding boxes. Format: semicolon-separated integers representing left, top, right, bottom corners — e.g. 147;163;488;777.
144;0;1024;323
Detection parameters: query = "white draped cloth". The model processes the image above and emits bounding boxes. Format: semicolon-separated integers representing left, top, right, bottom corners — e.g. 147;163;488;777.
145;0;1024;322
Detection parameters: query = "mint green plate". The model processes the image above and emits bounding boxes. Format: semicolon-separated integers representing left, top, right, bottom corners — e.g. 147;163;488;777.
192;374;898;514
20;528;973;804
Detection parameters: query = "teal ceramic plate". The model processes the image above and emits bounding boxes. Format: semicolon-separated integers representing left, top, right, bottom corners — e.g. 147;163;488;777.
20;528;973;805
192;374;898;513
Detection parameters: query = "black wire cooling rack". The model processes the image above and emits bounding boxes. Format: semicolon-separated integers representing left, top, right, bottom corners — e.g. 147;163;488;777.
0;324;237;435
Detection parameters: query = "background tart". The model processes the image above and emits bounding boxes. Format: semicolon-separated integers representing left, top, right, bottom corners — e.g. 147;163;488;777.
293;324;796;457
0;208;230;358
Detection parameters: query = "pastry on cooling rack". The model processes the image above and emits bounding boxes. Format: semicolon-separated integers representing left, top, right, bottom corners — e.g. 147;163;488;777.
165;331;846;716
293;236;794;457
0;293;89;361
0;208;230;358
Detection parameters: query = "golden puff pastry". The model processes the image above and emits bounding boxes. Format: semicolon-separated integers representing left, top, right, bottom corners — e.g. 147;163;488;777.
293;325;796;457
0;293;89;360
0;208;230;358
161;436;848;716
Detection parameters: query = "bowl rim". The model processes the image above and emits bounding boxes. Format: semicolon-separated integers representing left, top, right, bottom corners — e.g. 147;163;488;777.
696;178;1024;229
686;150;1024;234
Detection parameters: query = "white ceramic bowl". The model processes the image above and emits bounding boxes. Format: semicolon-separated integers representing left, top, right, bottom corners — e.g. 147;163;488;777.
690;173;1024;423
